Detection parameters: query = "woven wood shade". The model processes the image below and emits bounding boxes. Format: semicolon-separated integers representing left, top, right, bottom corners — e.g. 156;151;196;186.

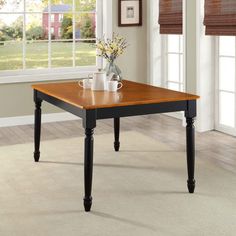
158;0;183;35
204;0;236;36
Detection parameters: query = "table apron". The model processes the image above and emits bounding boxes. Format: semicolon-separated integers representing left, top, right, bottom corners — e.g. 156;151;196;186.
35;90;195;120
36;91;85;119
96;101;189;119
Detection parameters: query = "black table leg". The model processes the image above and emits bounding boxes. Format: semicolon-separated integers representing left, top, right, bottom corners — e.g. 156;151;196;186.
186;117;195;193
114;118;120;152
83;110;96;212
185;100;196;194
34;91;42;162
84;128;94;212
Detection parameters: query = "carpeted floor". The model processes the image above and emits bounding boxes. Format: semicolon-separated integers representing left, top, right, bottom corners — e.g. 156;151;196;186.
0;131;236;236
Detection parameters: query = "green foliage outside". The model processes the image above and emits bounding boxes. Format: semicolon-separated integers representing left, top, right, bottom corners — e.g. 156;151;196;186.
11;17;23;39
26;26;44;40
60;14;95;40
61;15;73;39
80;17;96;39
0;16;23;41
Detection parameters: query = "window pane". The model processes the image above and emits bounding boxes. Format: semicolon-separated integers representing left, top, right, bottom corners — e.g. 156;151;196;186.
0;14;23;70
26;14;46;40
51;41;73;67
26;0;48;12
219;57;235;92
26;41;48;69
59;13;72;40
0;41;23;70
168;54;179;82
0;14;23;40
168;82;179;91
219;36;235;57
75;41;96;66
0;0;98;72
168;35;179;53
76;0;96;11
75;13;96;39
0;0;23;12
219;91;235;127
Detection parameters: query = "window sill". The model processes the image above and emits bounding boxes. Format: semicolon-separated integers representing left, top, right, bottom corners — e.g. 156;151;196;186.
0;67;99;84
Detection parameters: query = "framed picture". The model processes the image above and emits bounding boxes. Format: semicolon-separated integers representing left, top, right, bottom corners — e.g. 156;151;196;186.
118;0;142;27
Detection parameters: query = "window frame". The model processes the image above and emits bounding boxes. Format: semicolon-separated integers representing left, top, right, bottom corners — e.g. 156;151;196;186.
0;0;111;84
215;36;236;136
163;34;184;92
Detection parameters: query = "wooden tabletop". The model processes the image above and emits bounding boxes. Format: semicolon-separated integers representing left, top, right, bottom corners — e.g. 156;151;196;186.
32;80;199;110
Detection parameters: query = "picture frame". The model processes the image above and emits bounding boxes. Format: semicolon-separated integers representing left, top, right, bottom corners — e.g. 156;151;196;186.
118;0;142;27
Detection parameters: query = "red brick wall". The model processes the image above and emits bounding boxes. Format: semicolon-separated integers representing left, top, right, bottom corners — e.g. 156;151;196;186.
42;13;62;39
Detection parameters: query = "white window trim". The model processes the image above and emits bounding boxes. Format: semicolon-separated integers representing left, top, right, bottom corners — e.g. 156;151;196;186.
148;0;185;120
184;0;215;132
147;0;162;86
0;0;112;84
148;0;185;91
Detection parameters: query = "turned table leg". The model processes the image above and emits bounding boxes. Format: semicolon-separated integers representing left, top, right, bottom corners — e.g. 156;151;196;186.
114;118;120;152
186;117;195;193
83;110;96;212
84;128;94;212
185;100;196;194
34;91;42;162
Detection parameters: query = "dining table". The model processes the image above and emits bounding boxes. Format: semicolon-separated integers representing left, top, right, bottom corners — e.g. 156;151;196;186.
32;80;200;212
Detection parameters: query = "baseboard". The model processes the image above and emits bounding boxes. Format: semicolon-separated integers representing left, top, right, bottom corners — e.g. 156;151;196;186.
0;112;79;128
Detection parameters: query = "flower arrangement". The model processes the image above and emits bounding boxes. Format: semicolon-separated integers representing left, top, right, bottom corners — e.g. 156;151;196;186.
95;33;128;80
96;33;128;63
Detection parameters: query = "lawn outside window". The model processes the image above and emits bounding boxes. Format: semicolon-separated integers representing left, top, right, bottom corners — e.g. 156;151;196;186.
0;0;105;83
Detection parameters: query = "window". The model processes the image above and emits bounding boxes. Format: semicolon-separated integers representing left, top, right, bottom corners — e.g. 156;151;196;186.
150;0;184;119
0;0;103;82
165;35;184;92
151;0;184;91
50;26;54;34
216;36;236;134
59;14;63;22
50;14;54;23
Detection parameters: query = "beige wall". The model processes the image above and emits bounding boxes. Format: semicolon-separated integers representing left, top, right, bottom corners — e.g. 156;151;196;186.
113;0;147;84
0;0;147;118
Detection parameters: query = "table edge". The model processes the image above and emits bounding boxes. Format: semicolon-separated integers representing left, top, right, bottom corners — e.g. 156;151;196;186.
32;82;200;110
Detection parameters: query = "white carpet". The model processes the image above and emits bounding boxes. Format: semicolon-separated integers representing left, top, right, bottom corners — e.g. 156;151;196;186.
0;131;236;236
